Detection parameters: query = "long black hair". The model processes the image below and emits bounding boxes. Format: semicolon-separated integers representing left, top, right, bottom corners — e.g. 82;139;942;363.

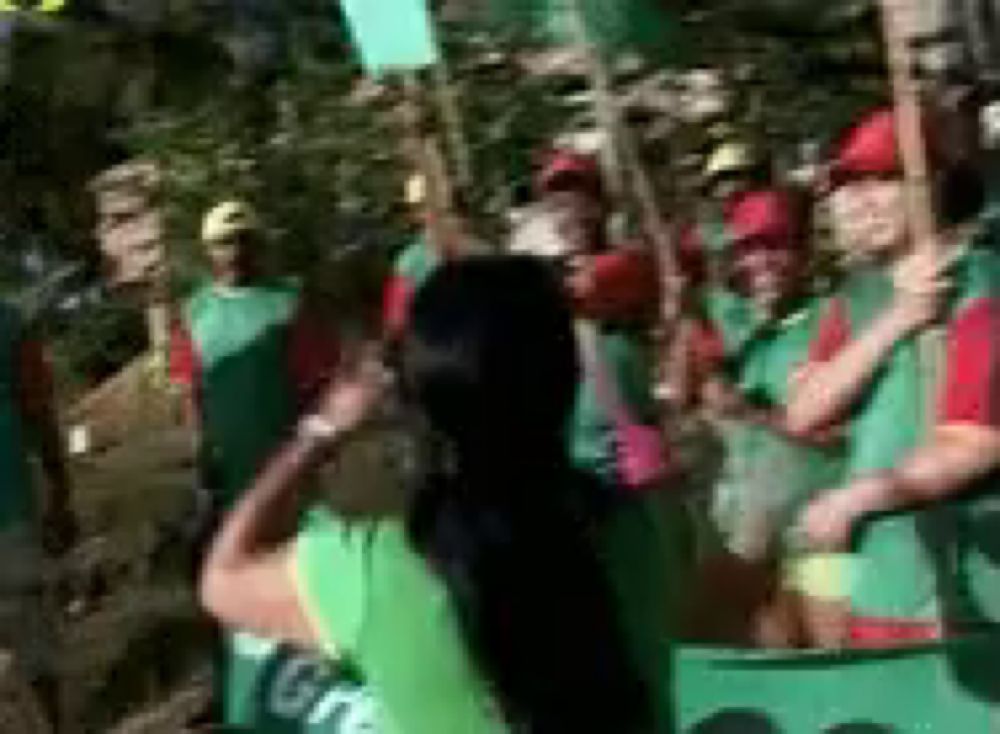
401;256;651;732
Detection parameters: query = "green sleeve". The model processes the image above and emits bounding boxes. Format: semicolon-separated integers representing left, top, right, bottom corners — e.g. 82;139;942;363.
294;508;371;659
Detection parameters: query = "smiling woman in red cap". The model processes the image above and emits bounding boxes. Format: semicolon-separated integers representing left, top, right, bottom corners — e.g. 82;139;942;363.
787;106;1000;648
679;188;846;647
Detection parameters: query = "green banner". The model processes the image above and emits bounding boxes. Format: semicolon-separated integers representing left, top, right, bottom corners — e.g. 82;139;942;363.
222;629;1000;732
223;632;378;733
486;0;686;63
674;635;1000;733
339;0;440;74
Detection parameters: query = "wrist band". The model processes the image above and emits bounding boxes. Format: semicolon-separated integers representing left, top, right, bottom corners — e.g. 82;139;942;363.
297;414;341;443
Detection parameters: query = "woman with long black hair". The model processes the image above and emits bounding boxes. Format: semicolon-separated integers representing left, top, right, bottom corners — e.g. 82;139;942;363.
200;256;677;733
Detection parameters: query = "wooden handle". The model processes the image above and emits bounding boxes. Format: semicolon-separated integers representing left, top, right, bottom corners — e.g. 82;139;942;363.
878;0;939;256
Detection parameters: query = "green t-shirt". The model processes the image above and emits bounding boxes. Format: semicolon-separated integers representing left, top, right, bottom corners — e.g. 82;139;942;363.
185;281;300;506
0;302;35;531
710;300;846;556
837;246;1000;623
294;499;678;734
570;326;660;485
394;236;440;288
222;631;378;733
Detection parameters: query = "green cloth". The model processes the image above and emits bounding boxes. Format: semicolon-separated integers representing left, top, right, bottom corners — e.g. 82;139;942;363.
570;325;659;484
185;281;300;507
0;302;34;532
295;498;677;734
339;0;440;73
222;631;378;733
702;287;755;358
839;247;1000;623
675;634;1000;732
710;300;846;556
394;235;440;289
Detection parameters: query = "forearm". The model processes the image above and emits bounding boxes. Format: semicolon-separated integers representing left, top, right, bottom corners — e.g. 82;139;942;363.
207;435;322;569
786;307;911;434
845;429;1000;518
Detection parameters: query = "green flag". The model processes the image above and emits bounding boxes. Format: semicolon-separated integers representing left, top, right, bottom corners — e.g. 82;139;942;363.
339;0;440;73
485;0;686;63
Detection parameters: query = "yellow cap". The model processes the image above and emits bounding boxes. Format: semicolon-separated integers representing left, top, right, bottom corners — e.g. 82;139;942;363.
704;142;756;179
201;200;259;244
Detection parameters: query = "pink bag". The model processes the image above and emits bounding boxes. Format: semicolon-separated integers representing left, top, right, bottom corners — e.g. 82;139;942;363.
617;421;672;490
576;322;673;493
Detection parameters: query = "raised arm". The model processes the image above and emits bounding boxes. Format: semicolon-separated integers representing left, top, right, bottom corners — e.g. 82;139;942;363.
200;349;387;644
786;249;947;434
800;296;1000;548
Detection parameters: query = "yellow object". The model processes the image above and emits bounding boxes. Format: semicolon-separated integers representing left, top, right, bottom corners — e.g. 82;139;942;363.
704;142;756;179
405;174;428;206
201;200;259;244
784;553;855;601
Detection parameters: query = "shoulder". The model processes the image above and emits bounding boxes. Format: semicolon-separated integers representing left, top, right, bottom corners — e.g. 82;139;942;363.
183;283;217;321
395;236;440;282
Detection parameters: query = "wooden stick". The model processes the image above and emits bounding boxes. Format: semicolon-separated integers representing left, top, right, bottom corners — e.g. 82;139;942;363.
564;0;683;318
399;73;463;258
878;0;947;435
877;0;939;256
564;0;624;199
431;59;474;191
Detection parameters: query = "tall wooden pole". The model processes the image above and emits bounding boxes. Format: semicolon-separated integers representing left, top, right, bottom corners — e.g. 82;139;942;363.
878;0;939;256
878;0;946;432
565;0;685;407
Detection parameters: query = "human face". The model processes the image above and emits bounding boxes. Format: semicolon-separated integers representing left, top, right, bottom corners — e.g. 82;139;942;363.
829;178;907;258
731;237;802;317
206;231;256;283
543;188;607;255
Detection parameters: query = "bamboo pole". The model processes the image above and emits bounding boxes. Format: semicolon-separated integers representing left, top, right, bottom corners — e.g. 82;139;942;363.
565;0;686;407
400;73;465;259
431;59;474;191
564;0;679;272
878;0;939;255
877;0;947;436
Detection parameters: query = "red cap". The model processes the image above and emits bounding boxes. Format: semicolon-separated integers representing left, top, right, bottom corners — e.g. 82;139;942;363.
724;189;800;251
535;149;603;198
832;108;901;183
677;222;708;285
829;107;941;189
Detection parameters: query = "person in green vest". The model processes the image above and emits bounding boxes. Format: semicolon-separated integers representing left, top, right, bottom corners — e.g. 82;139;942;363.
677;188;846;647
513;149;671;492
170;200;340;728
788;106;1000;647
200;256;678;734
674;140;772;362
170;200;340;513
0;300;76;728
387;151;670;492
382;175;445;340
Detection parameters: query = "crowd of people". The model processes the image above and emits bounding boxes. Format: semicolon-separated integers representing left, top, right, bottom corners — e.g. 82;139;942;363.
5;97;1000;732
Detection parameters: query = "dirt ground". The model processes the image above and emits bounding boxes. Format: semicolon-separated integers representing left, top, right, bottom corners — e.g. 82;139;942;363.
55;427;213;734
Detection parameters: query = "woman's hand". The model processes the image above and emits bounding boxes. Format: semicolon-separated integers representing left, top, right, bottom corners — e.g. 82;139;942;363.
888;247;956;334
315;344;392;440
797;472;895;551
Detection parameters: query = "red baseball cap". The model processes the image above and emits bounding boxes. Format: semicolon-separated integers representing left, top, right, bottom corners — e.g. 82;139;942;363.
724;189;801;251
828;107;940;190
535;149;604;198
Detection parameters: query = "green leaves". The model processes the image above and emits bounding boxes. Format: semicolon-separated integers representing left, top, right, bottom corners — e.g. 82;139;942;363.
483;0;688;63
